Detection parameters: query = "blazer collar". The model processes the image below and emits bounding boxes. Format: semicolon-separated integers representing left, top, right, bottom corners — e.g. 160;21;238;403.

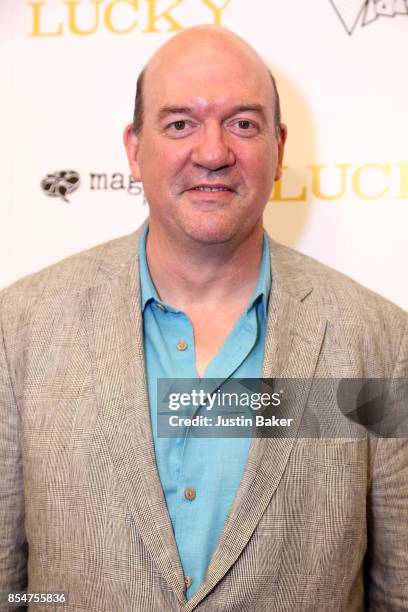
92;225;314;304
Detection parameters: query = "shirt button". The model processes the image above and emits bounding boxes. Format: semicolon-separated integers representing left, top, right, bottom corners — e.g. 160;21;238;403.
176;340;188;351
184;487;196;501
184;576;193;589
156;303;167;312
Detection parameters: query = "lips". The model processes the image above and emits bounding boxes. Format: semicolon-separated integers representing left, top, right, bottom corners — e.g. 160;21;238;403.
187;184;234;193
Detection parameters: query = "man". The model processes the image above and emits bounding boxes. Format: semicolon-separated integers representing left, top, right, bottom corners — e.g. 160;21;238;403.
0;25;407;611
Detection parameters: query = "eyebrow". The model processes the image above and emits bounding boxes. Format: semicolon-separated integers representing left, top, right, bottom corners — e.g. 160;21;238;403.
157;104;267;121
157;106;193;121
230;104;266;116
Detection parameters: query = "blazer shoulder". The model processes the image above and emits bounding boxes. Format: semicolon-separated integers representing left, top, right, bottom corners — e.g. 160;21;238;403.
1;229;142;299
268;238;407;328
0;228;143;327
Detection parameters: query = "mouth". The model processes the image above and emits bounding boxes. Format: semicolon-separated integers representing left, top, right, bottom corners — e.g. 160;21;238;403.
187;184;235;193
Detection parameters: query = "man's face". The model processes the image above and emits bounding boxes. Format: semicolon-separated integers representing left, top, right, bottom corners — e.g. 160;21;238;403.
125;34;286;247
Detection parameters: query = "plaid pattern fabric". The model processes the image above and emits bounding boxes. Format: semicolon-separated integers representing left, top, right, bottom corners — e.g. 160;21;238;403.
1;225;407;611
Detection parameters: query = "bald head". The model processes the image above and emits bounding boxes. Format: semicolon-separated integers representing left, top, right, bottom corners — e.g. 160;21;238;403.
132;26;282;139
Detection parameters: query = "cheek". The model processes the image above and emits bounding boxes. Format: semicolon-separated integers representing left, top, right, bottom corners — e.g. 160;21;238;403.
243;148;277;186
241;138;276;169
244;152;277;206
141;141;189;181
138;139;156;173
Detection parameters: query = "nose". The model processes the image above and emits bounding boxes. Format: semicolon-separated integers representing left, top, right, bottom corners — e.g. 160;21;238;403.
190;122;235;171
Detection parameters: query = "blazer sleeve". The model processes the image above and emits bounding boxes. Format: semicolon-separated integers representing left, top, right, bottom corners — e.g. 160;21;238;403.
366;318;408;610
0;293;28;608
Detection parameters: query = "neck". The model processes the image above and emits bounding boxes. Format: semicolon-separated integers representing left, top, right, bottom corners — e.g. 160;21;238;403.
145;221;265;312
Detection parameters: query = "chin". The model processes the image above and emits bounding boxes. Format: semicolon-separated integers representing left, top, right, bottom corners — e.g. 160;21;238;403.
182;221;242;245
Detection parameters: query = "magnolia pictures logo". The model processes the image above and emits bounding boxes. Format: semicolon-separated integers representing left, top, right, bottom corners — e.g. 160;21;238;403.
41;170;80;203
329;0;408;34
40;170;147;203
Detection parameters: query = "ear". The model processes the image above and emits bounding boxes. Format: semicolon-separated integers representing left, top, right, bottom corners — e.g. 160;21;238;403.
123;123;142;181
274;123;287;182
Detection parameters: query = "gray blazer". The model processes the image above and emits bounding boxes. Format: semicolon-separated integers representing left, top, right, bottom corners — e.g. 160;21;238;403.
0;225;407;611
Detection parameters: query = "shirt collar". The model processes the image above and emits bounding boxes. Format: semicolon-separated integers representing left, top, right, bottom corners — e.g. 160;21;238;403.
247;232;271;318
139;223;271;315
139;224;161;310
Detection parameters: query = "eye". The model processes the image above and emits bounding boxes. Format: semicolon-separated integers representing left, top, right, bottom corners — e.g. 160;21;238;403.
237;120;252;130
171;120;187;131
229;118;259;136
164;119;195;138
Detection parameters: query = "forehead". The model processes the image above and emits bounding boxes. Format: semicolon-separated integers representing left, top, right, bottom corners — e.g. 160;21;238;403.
143;39;275;118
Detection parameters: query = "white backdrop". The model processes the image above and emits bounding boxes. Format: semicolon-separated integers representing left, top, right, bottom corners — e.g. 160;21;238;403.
1;0;407;309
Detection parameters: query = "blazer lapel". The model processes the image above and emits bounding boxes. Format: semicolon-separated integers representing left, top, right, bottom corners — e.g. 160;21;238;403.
185;238;327;611
86;229;186;606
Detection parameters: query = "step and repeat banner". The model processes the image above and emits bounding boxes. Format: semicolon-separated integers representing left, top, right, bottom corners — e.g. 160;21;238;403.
1;1;407;308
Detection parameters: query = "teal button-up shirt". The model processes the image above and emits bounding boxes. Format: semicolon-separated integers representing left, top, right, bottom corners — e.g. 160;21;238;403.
139;224;271;599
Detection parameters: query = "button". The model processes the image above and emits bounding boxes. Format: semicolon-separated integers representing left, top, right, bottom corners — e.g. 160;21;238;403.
184;576;193;589
156;303;167;312
184;487;196;501
176;340;188;351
